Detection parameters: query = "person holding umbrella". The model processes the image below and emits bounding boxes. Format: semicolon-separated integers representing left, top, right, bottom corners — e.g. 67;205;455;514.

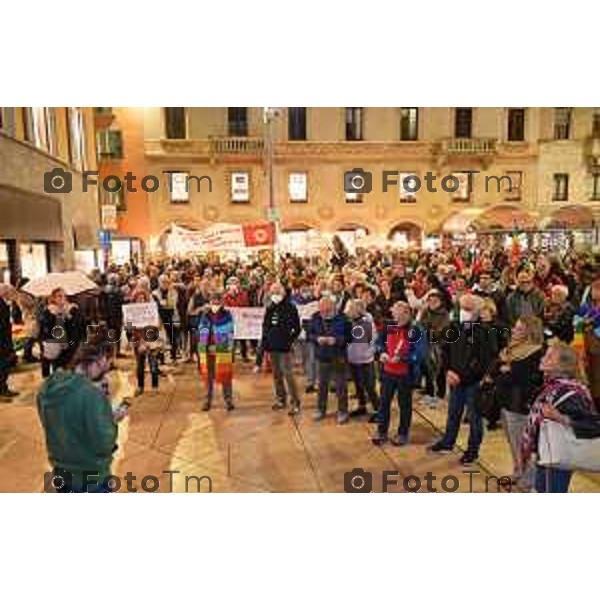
39;287;86;378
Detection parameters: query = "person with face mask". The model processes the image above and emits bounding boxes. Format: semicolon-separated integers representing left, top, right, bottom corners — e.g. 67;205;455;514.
37;343;119;493
261;282;302;415
197;291;235;411
429;293;500;465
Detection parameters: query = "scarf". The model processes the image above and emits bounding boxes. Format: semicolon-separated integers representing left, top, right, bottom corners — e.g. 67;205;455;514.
520;377;595;465
500;342;542;364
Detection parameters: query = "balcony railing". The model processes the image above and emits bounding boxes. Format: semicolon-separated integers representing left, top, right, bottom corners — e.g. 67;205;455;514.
210;137;265;154
445;138;497;155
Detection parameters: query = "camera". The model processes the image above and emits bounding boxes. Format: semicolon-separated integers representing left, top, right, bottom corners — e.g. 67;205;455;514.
350;315;374;345
44;167;72;193
344;168;372;194
344;468;373;493
44;468;72;493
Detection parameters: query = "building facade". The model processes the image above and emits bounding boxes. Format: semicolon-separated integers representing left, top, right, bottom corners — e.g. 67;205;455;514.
0;107;100;282
95;107;600;259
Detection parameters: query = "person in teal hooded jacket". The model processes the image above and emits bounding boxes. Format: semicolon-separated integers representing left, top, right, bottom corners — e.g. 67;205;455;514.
37;343;119;493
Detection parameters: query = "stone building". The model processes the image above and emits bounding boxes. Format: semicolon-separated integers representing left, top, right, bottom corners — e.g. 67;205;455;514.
93;107;600;259
0;107;99;281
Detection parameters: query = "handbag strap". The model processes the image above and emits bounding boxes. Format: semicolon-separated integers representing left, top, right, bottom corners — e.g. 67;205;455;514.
553;390;577;410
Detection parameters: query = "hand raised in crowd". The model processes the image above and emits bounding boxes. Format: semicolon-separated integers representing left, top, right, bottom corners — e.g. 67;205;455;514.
447;370;461;387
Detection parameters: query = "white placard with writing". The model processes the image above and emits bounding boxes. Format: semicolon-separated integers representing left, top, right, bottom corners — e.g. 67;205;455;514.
297;301;320;321
229;307;266;340
122;302;160;328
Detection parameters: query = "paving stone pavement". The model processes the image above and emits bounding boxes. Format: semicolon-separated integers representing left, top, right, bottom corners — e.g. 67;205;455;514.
1;355;596;493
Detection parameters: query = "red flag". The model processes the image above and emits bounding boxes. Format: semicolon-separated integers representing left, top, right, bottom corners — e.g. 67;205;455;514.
511;233;521;264
242;223;275;247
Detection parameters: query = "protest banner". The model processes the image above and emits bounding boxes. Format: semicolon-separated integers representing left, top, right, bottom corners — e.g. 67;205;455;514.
229;307;265;340
297;301;320;321
122;302;160;328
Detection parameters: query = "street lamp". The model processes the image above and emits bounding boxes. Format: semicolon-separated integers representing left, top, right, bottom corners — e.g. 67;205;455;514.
263;107;281;265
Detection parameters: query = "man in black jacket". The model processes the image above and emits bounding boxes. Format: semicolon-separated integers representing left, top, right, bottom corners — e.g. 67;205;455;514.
0;284;18;400
261;282;302;415
429;294;500;464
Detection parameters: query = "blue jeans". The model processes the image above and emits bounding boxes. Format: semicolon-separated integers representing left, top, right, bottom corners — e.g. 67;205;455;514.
377;374;413;437
535;466;573;493
439;383;482;453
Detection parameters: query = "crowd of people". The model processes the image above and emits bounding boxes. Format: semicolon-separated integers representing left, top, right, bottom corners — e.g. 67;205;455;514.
2;236;600;492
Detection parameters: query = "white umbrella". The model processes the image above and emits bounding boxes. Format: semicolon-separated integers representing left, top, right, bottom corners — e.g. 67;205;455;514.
22;271;98;297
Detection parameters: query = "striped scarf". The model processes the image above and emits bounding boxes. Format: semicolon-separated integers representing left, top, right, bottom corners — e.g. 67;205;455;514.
520;377;594;465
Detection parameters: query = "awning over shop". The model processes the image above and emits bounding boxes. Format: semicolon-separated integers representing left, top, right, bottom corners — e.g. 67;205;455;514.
0;185;62;241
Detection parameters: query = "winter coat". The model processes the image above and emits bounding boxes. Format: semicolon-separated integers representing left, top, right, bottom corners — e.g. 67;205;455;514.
261;300;301;353
308;312;351;362
37;370;117;490
347;312;377;364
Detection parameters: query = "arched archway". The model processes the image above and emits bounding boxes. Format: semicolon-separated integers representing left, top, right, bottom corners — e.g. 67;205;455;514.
545;205;595;229
387;222;422;247
472;205;536;231
440;209;481;234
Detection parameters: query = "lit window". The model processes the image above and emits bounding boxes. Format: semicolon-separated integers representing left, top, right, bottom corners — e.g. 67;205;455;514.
452;172;471;202
505;171;522;201
68;107;86;171
168;172;190;203
32;107;49;151
553;173;569;201
591;174;600;201
400;108;418;141
554;108;571;140
289;172;307;202
400;172;418;203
